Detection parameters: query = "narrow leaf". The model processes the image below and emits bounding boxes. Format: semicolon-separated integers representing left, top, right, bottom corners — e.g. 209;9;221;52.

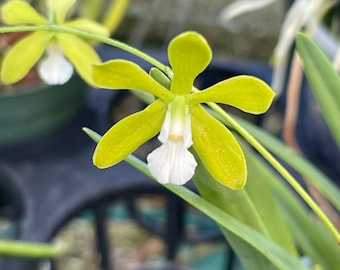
229;114;340;211
296;32;340;147
127;157;309;270
86;131;309;270
244;145;340;269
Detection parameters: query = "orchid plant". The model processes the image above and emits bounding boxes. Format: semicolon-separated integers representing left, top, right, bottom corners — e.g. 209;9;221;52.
0;0;340;269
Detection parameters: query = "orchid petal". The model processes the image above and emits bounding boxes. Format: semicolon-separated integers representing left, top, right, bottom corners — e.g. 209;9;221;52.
187;75;275;114
64;18;109;37
93;100;167;168
93;60;173;100
191;105;246;189
1;0;47;25
1;32;53;84
147;140;197;185
37;43;73;85
48;0;76;24
57;33;101;86
168;31;212;95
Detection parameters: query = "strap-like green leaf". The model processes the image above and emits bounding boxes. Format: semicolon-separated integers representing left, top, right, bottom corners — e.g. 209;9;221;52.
296;32;340;147
1;31;53;84
48;0;76;24
93;60;173;100
93;100;167;168
187;75;275;114
242;144;339;269
1;0;47;25
124;155;309;270
85;130;309;270
191;105;246;189
231;113;340;211
168;31;212;95
57;33;101;86
64;19;109;37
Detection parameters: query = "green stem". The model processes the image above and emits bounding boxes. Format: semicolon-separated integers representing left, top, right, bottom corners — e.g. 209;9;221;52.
0;24;166;71
207;102;340;243
0;240;65;258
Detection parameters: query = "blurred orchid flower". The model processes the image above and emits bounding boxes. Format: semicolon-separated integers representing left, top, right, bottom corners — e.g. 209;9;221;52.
271;0;337;94
0;0;109;85
218;0;276;24
92;31;275;188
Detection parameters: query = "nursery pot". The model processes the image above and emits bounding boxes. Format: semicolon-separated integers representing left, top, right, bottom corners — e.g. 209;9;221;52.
0;75;85;145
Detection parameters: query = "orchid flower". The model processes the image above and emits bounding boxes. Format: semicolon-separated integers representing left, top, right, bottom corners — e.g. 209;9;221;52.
92;31;275;189
0;0;109;85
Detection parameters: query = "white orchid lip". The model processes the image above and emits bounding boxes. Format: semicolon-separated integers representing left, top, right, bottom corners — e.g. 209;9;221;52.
37;43;73;85
147;96;197;185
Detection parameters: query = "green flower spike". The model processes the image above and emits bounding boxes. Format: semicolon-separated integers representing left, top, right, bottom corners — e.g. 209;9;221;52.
1;0;109;85
93;31;275;189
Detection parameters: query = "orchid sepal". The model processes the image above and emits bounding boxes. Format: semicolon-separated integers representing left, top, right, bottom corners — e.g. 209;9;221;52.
187;75;275;114
94;100;167;168
64;19;110;37
1;31;53;84
48;0;76;24
168;31;212;95
191;105;247;189
57;33;101;86
1;0;47;25
93;60;173;100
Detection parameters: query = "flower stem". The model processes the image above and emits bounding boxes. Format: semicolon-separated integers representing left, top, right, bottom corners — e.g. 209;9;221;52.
208;102;340;243
0;240;65;258
0;24;166;71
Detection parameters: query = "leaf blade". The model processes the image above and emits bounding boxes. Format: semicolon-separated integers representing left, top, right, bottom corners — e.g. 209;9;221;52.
296;32;340;147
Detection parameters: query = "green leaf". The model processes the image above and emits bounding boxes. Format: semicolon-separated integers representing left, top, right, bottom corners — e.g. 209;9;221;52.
93;60;173;100
63;18;109;37
187;75;275;114
296;32;340;147
168;31;212;95
245;144;340;269
57;33;101;86
1;31;53;84
93;100;167;168
191;105;246;189
193;142;297;269
230;114;340;211
85;130;309;270
126;157;309;270
240;143;297;255
48;0;76;24
1;0;47;25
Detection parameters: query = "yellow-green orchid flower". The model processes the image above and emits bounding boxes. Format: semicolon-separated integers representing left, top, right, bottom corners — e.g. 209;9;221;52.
92;31;275;189
0;0;109;85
